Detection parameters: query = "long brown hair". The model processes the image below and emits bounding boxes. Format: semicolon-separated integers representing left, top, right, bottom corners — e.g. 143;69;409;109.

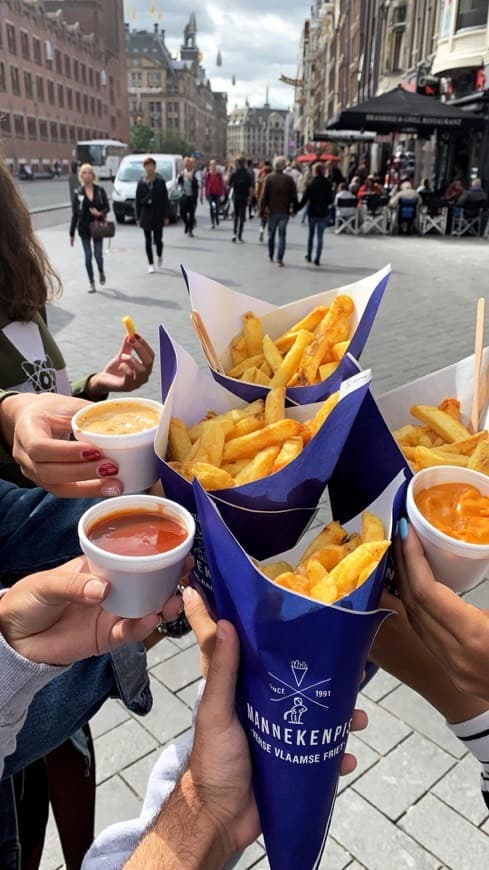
0;159;62;321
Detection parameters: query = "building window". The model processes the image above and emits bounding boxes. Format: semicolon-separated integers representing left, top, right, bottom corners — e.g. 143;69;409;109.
65;54;71;78
76;91;81;112
391;29;404;71
60;123;67;143
6;23;16;55
27;116;37;140
74;59;79;81
96;71;100;90
55;49;62;74
456;0;488;30
0;63;5;93
36;76;45;102
33;37;42;65
89;67;93;87
81;63;87;85
14;114;25;138
10;66;20;96
97;99;102;117
131;71;142;84
90;96;95;115
50;121;58;141
69;124;76;143
67;87;73;110
39;119;48;140
148;71;161;85
24;71;33;100
77;126;84;141
0;112;11;137
58;84;64;107
20;31;30;60
47;80;55;105
83;94;88;113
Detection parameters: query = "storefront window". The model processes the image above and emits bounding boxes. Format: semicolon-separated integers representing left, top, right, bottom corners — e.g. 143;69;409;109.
456;0;488;31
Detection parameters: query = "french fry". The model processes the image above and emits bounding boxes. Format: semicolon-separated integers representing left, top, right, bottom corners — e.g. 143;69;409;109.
228;353;265;378
308;576;338;604
241;366;257;383
325;540;390;596
361;511;385;543
300;544;345;572
169;461;235;490
414;446;469;469
310;392;339;436
243;311;263;357
275;571;312;595
260;561;294;580
122;315;136;337
273;436;303;473
438;397;461;421
234;445;281;485
222;418;303;462
295;333;333;386
259;360;273;377
168;418;192;462
231;335;248;366
263;334;284;373
468;438;489;474
270;330;314;387
301;521;348;562
221;459;251;477
265;387;286;425
436;431;488;455
252;368;272;386
304;558;329;587
285;305;329;335
410;405;471;443
227;413;265;440
319;295;354;331
343;532;362;553
318;362;338;381
333;341;349;361
192;419;226;467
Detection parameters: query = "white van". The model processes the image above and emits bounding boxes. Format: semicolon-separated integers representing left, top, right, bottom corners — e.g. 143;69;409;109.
112;153;183;223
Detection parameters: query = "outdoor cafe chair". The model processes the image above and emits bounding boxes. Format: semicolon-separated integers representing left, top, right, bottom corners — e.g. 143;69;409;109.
451;206;483;238
334;197;359;235
359;194;388;235
395;198;418;235
418;196;448;236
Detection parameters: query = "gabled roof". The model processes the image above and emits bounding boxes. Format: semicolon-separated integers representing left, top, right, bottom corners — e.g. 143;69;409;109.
126;29;175;75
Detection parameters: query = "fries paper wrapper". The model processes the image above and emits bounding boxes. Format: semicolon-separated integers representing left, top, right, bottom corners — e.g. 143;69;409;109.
193;474;403;870
182;264;391;404
155;326;372;602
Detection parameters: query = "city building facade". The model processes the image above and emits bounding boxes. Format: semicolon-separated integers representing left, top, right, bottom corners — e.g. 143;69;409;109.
227;100;291;162
0;0;129;172
126;16;227;161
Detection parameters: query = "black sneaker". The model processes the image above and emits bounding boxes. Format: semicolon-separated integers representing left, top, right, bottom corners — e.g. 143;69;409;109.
99;272;106;285
232;235;236;243
314;259;320;266
305;255;311;263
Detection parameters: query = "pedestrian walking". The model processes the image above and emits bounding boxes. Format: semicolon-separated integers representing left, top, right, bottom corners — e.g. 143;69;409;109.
178;157;199;237
69;163;109;293
298;162;333;267
228;157;253;243
135;157;171;274
256;160;272;242
204;160;225;228
260;155;298;266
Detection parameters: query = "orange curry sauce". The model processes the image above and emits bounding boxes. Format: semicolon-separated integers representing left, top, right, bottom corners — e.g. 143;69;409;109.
415;483;489;545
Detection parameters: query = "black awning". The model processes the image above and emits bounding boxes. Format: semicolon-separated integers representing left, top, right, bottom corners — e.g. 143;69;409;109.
324;86;486;135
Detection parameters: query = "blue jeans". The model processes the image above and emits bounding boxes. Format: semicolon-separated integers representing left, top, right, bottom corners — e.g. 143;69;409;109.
207;194;221;226
268;212;289;262
81;236;104;283
307;216;328;263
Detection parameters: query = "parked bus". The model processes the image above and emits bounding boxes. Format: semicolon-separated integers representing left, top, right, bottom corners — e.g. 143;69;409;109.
75;139;128;180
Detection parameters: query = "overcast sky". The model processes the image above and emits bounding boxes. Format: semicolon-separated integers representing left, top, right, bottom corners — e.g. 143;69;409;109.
125;1;308;110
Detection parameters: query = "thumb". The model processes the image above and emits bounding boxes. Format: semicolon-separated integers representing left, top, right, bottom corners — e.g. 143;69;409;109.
199;621;240;726
36;568;109;607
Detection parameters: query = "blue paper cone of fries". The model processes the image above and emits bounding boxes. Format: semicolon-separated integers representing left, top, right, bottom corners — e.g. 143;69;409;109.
193;473;403;869
182;264;391;405
155;326;372;607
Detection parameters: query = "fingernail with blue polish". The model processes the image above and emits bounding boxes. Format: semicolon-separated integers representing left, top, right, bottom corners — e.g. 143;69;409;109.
399;518;409;540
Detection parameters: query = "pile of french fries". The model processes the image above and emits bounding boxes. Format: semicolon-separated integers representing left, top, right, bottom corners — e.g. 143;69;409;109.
260;512;390;605
393;398;489;474
167;387;339;490
225;296;354;388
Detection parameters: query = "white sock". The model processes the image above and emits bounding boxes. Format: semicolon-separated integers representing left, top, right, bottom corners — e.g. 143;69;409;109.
449;709;489;808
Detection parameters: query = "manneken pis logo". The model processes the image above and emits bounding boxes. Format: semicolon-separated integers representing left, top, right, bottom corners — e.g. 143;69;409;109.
245;659;351;764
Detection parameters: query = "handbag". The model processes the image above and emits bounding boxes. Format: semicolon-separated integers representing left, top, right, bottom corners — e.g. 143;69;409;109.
89;220;115;240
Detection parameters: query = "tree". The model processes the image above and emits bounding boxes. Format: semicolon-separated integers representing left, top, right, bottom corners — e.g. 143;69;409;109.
130;125;155;153
157;129;194;156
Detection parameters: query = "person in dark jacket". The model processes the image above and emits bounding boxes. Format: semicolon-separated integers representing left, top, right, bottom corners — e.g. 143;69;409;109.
177;157;199;237
298;162;333;266
260;156;299;266
135;157;171;273
69;164;109;292
228;157;253;243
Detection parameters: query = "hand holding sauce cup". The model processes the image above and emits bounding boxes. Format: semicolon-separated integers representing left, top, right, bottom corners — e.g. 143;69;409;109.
78;495;195;617
406;466;489;594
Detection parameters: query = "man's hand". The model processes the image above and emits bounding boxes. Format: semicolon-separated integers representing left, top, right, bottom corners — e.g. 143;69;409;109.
395;524;489;700
0;393;123;498
86;335;155;398
0;556;162;666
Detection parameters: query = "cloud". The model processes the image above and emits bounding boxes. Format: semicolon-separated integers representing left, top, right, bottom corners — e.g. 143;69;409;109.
126;0;305;109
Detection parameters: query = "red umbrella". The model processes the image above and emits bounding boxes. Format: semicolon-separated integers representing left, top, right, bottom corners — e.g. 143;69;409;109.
297;154;319;164
320;153;341;161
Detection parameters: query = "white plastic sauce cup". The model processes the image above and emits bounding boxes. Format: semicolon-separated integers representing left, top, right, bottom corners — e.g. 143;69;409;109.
78;495;196;618
72;398;163;495
406;466;489;594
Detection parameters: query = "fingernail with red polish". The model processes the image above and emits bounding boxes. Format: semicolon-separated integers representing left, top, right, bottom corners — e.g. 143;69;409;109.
98;462;119;477
101;481;123;497
128;336;136;345
134;333;141;341
81;449;102;461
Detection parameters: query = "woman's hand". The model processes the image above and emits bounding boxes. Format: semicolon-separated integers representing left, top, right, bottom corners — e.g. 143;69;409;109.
395;523;489;700
0;556;162;666
86;335;155;398
183;587;368;775
89;207;103;218
0;393;123;498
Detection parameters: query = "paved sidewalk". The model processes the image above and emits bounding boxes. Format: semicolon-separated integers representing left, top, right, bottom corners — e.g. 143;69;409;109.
38;210;489;869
